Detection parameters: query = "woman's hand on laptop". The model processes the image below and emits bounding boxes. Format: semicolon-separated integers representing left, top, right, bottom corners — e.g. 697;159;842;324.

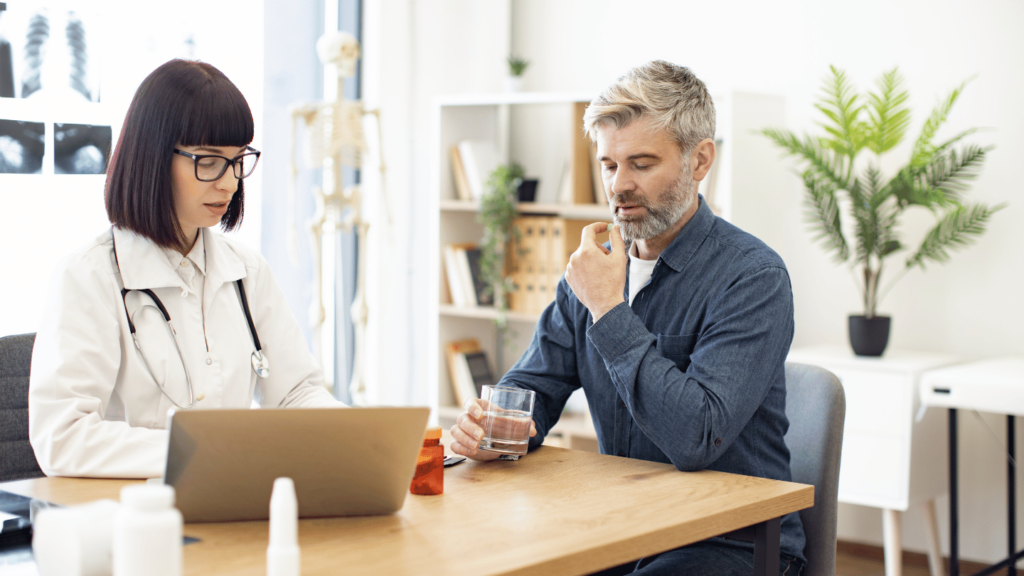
450;398;537;461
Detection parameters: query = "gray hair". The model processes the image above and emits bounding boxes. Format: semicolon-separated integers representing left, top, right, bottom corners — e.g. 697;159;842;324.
583;60;715;152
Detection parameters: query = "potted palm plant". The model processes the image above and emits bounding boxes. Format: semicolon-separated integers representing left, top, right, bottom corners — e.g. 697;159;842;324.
763;66;1004;356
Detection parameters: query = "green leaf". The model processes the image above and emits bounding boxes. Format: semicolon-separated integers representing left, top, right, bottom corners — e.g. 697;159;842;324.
905;203;1006;269
865;67;911;154
911;77;974;167
816;65;868;161
801;170;849;263
762;128;849;191
920;144;989;203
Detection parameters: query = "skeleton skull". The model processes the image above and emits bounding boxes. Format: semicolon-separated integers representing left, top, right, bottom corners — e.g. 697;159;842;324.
316;31;360;77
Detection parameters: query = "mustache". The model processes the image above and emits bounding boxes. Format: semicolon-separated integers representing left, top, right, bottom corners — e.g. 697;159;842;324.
611;192;651;209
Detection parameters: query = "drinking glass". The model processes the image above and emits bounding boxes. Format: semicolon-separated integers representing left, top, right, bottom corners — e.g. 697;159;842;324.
478;385;535;456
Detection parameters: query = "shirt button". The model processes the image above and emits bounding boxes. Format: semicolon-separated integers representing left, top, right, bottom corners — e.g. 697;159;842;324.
180;260;189;267
714;438;722;447
206;358;212;365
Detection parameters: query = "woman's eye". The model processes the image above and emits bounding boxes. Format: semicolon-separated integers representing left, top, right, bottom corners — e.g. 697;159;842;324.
198;159;219;169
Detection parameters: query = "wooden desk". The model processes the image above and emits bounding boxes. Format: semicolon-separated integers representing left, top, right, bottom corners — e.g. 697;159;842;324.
2;446;812;575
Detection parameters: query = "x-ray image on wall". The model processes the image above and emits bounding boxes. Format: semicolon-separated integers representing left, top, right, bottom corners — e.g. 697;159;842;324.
0;3;100;101
0;119;44;173
54;123;110;174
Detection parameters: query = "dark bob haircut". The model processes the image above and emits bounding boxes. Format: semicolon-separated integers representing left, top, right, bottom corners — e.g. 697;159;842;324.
105;59;254;249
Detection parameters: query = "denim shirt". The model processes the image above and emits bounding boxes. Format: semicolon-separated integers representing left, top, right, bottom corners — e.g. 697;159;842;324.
500;196;806;563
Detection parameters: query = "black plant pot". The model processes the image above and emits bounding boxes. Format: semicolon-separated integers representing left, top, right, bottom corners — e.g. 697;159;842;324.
517;179;538;203
848;315;891;357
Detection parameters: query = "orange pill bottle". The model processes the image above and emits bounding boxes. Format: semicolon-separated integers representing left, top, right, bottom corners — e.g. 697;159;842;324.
410;426;444;495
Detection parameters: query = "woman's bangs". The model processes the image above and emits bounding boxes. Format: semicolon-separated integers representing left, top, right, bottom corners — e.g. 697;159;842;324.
178;80;254;148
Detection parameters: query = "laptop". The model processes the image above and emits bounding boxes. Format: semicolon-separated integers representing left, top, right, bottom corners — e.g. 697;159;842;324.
163;406;430;523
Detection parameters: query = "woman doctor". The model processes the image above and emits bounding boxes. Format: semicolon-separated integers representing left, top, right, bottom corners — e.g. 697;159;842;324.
29;59;344;479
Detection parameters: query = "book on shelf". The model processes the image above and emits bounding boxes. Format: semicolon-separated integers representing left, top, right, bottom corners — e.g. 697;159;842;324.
443;244;470;307
456;140;500;200
464;246;494;307
449;146;473;201
445;339;493;407
443;243;494;308
463;350;496;397
589;141;609;207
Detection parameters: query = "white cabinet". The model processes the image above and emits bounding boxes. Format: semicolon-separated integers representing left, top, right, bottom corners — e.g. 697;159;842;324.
788;345;959;576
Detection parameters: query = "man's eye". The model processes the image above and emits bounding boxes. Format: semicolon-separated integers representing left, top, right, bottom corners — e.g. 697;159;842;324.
603;164;616;172
634;164;650;171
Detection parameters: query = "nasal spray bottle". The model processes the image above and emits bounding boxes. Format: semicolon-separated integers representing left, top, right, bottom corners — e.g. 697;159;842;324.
267;477;300;576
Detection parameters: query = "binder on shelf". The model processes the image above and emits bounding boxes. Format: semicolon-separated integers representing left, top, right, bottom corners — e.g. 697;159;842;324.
449;146;473;201
445;339;488;407
457;140;500;200
569;102;596;205
507;216;611;315
589;141;608;207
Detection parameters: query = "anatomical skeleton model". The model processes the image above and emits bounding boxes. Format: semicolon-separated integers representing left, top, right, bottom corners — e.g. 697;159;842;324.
288;31;388;405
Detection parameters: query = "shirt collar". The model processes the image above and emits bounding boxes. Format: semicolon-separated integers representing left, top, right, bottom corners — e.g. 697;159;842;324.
159;232;207;276
652;194;715;273
112;227;246;290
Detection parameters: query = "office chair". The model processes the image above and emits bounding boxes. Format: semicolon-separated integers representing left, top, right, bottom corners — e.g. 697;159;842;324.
784;362;846;576
0;332;44;481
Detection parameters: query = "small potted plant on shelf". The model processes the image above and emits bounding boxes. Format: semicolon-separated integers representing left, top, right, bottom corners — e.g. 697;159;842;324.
478;162;524;326
763;66;1004;356
504;55;529;93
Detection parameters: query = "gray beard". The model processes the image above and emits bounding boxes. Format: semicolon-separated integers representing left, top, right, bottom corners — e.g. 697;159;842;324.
612;170;696;242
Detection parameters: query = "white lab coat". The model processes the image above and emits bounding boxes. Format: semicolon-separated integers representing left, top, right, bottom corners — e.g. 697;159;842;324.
29;226;343;478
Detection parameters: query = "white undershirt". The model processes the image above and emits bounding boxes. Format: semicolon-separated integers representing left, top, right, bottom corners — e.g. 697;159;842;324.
627;244;657;306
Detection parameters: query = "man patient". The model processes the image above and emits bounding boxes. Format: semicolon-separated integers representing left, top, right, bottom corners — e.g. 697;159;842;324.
450;60;805;576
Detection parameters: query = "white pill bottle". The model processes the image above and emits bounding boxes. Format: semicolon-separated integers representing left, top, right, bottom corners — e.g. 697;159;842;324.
113;484;183;576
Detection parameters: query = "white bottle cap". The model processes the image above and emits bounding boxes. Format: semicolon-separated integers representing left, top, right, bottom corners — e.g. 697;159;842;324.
268;477;300;576
120;484;175;511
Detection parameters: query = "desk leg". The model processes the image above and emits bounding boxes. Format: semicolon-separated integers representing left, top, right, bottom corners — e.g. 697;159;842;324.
752;517;780;576
950;408;959;576
883;509;904;576
1008;414;1015;576
922;499;946;576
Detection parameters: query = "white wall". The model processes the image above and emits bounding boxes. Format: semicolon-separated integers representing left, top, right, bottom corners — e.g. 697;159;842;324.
362;0;511;407
363;0;1024;565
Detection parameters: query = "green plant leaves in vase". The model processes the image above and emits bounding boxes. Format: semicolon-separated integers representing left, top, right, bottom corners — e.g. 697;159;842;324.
762;66;1005;318
478;162;525;330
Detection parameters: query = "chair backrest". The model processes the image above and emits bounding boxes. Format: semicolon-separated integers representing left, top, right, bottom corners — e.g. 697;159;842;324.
784;362;846;576
0;333;44;482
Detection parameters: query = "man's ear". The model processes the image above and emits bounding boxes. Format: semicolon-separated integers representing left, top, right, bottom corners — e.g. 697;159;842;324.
689;138;716;182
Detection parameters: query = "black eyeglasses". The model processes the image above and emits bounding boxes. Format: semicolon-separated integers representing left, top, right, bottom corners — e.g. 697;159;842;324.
173;146;261;182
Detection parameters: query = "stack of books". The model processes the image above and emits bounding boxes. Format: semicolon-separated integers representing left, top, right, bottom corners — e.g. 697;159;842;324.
443;243;493;308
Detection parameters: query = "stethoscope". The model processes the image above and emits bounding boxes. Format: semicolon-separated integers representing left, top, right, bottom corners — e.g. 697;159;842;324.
111;233;269;409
